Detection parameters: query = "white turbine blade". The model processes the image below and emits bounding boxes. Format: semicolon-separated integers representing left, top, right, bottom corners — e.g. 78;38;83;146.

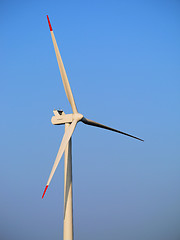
42;119;77;198
47;15;78;114
81;117;144;142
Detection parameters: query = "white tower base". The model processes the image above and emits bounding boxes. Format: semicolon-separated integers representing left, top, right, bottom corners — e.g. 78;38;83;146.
63;123;74;240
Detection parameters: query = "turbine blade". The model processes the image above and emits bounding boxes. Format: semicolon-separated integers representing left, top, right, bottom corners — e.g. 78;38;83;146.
47;15;78;114
42;119;77;198
81;117;144;142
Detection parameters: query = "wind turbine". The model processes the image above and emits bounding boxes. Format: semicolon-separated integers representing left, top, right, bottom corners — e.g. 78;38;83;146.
42;15;144;240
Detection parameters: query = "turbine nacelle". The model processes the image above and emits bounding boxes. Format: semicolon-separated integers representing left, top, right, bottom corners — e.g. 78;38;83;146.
51;110;83;125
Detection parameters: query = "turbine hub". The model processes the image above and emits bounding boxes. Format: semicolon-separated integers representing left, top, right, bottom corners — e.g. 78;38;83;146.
73;113;83;122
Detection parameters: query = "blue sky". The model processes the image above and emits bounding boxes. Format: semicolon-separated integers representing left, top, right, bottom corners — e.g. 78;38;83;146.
1;1;180;240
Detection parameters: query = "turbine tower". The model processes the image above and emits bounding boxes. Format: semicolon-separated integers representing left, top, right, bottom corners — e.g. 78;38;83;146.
42;15;144;240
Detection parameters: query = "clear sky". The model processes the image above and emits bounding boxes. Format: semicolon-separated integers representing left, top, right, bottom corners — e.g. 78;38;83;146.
1;1;180;240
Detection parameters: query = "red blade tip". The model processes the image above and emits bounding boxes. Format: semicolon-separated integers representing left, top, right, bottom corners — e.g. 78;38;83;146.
42;185;48;199
47;15;53;31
